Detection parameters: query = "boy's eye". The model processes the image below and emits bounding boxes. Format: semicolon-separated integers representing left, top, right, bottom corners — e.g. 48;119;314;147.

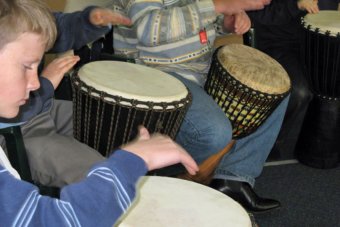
24;65;33;70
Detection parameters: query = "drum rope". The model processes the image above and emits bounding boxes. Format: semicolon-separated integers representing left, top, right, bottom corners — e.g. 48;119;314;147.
71;72;192;157
205;49;289;139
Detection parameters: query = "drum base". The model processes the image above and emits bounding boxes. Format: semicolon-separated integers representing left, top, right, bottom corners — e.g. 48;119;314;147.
296;95;340;169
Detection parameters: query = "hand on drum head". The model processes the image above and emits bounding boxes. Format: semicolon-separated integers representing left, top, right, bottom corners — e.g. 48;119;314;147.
224;11;251;35
41;55;80;89
298;0;319;14
122;126;199;175
89;8;132;27
213;0;271;15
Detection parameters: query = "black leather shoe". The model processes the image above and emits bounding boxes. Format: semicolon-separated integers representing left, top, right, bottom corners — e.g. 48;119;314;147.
209;179;281;213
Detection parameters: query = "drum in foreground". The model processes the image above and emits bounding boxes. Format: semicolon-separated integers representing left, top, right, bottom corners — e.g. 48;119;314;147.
71;61;191;156
205;44;291;139
301;10;340;97
115;176;252;227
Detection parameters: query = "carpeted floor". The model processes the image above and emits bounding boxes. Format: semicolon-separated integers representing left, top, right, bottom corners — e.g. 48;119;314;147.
253;162;340;227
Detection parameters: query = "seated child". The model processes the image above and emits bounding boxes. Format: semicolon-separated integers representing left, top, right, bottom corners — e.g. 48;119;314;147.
0;0;198;225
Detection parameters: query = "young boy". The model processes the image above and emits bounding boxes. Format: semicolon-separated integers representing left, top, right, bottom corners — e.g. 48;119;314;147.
0;0;198;225
0;2;138;188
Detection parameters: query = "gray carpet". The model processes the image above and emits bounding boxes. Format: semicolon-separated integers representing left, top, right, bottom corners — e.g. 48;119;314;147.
254;162;340;227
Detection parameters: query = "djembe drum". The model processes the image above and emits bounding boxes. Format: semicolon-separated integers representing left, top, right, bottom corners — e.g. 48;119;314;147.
71;61;191;157
301;11;340;97
115;176;252;227
205;44;291;139
297;11;340;168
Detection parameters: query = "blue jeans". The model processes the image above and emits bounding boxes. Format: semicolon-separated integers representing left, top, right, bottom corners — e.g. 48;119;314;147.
172;74;289;187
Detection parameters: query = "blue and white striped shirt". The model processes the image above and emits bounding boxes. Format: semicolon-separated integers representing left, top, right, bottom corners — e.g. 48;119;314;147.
111;0;225;86
0;150;147;227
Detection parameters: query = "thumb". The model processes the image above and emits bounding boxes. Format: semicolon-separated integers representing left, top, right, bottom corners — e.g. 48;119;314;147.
136;125;150;140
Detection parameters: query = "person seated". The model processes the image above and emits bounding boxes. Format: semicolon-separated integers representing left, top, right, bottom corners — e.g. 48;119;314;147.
318;0;340;10
0;4;133;188
247;0;319;159
110;0;290;213
0;0;198;225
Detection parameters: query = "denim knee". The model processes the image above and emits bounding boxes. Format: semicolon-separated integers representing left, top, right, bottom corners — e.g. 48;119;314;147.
169;72;233;162
176;114;232;164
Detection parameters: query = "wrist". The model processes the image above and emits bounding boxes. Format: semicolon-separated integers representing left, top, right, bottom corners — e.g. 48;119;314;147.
212;0;223;14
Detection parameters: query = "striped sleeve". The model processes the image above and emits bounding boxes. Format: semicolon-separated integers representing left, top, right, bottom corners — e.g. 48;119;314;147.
124;0;217;46
0;150;147;227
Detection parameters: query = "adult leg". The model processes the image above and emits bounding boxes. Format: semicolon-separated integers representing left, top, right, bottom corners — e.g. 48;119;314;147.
20;100;104;187
171;74;233;164
172;73;287;212
214;96;289;186
50;99;74;136
211;96;289;213
272;53;313;159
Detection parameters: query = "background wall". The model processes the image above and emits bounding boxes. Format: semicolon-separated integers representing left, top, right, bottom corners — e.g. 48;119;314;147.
45;0;66;11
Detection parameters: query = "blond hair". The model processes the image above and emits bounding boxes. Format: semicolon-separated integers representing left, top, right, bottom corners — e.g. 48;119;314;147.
0;0;57;51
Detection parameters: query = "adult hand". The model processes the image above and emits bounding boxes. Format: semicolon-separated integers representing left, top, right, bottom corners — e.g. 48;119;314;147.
224;11;251;35
214;0;271;15
90;8;132;27
41;55;80;89
298;0;319;14
122;126;199;175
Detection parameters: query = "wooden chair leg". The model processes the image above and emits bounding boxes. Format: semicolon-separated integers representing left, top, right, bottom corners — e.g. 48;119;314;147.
177;140;235;185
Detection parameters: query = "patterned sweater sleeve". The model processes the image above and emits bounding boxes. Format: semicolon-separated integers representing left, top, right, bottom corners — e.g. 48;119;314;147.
0;150;147;227
121;0;218;47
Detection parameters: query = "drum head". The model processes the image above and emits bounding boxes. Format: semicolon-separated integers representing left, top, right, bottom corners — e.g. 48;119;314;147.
116;176;251;227
77;61;188;104
217;44;290;95
303;10;340;36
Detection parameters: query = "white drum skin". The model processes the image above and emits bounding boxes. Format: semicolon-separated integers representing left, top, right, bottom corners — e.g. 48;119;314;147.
217;44;290;95
205;44;291;138
115;176;251;227
303;10;340;36
77;61;188;104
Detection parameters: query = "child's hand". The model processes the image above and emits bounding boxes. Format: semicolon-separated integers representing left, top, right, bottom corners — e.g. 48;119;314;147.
298;0;319;14
224;11;251;35
90;8;132;27
41;55;80;89
122;126;199;175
